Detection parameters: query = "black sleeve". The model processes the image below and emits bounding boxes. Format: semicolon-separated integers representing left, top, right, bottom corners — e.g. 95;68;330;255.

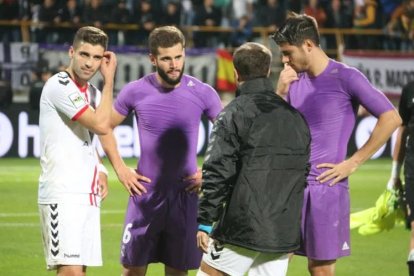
197;105;241;225
399;82;414;126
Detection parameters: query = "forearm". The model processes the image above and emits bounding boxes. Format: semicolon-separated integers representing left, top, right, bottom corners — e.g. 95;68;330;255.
99;130;126;175
94;81;114;127
349;109;401;166
392;126;407;162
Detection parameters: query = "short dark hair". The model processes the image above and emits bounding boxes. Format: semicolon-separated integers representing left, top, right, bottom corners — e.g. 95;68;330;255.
233;42;272;81
148;26;185;55
272;12;320;47
73;26;108;50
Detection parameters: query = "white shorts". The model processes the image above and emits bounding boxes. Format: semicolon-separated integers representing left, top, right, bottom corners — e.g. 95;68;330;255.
201;239;289;276
39;203;102;270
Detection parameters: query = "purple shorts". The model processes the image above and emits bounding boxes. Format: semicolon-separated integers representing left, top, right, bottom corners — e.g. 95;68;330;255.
120;190;202;270
295;182;351;260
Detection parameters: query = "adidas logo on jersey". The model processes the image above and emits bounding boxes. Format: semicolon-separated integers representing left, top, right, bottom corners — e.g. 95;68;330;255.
342;242;349;251
187;80;195;87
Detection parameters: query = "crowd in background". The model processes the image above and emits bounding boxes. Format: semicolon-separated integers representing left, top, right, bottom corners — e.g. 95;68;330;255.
0;0;414;51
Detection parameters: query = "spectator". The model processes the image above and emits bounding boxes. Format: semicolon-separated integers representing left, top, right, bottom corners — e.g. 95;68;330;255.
380;0;403;24
55;0;82;44
131;0;159;46
353;0;383;49
231;0;255;21
325;0;354;51
29;68;53;110
36;0;59;43
109;0;132;45
254;0;286;33
229;14;253;47
83;0;107;30
193;0;222;48
180;0;195;25
0;0;21;43
398;0;414;51
287;0;302;13
161;1;181;26
302;0;327;48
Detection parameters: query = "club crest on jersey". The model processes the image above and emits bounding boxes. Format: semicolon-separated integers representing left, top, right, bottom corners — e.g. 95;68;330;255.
69;92;86;109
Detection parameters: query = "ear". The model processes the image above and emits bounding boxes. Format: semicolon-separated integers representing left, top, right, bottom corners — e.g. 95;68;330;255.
304;39;314;52
68;46;74;58
234;68;241;83
149;54;156;66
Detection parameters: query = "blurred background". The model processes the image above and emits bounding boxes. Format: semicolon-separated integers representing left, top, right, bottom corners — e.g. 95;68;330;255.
1;0;413;159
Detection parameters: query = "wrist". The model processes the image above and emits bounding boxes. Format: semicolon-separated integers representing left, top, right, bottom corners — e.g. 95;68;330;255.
98;163;109;176
390;160;402;179
198;224;213;235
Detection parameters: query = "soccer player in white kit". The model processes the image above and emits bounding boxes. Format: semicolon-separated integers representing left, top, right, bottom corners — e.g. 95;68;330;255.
38;26;117;275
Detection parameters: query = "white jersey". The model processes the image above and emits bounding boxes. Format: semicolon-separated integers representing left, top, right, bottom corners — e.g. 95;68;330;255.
38;71;101;206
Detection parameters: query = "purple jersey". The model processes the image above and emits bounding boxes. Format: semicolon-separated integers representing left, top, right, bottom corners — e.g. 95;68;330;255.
115;73;221;269
288;59;394;186
115;73;221;192
287;59;394;260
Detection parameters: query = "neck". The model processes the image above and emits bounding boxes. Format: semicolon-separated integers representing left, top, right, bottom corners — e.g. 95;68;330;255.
66;68;87;88
308;50;330;77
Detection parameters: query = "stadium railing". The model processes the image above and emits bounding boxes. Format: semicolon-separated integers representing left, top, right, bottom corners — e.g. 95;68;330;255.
0;20;389;60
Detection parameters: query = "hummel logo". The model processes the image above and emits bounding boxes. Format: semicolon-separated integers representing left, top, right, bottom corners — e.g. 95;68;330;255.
211;251;220;260
64;253;80;258
58;73;69;85
187;80;195;87
59;79;70;85
342;242;349;250
210;242;224;260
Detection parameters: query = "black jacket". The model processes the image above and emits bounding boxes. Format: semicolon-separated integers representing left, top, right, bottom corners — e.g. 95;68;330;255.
198;78;310;253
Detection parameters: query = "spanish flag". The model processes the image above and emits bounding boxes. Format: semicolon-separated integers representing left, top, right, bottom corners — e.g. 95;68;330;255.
216;49;236;93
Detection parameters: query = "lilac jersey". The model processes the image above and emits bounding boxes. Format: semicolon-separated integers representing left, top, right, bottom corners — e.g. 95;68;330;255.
115;73;222;191
288;59;394;186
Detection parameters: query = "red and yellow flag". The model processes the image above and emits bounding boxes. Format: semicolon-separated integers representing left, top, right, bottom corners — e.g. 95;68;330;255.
216;49;236;93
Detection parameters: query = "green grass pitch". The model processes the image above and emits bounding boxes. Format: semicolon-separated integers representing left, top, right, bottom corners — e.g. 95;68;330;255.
0;158;408;275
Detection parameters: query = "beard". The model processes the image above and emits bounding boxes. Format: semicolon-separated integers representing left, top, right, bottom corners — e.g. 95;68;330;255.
156;63;185;86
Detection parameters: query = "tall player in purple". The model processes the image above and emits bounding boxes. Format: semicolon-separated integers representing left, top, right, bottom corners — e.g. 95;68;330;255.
272;13;402;276
100;26;222;275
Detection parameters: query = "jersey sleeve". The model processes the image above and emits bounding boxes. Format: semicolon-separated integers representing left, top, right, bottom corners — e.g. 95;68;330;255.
44;73;89;121
201;83;222;121
114;82;134;116
345;68;394;117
